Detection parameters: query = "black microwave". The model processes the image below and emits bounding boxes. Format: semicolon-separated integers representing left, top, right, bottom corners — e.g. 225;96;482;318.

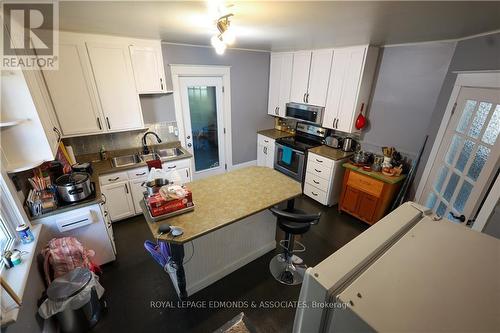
285;102;324;125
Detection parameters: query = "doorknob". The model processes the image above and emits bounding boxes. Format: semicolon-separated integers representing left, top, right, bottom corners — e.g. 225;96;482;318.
449;212;466;222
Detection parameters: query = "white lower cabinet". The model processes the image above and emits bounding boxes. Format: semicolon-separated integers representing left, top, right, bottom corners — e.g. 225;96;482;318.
99;157;192;221
129;176;148;215
257;134;276;168
304;152;348;206
100;180;135;222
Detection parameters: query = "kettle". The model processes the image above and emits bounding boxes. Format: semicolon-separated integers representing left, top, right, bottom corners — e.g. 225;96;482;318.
325;136;343;149
342;138;356;152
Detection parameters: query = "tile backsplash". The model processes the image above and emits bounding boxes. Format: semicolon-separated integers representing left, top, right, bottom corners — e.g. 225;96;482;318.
63;121;179;155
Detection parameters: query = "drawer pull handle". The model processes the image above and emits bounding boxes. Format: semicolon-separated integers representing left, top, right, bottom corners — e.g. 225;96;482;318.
168;165;176;169
311;191;318;196
264;140;269;143
108;177;120;181
313;180;319;184
314;169;321;173
315;159;323;163
136;172;146;176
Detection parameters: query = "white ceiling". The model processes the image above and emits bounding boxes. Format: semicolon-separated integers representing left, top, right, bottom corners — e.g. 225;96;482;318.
59;1;500;51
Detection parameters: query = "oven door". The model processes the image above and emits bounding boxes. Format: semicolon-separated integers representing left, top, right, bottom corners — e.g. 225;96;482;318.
274;143;305;181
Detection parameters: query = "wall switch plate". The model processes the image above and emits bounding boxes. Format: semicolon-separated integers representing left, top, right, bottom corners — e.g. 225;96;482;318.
168;125;174;133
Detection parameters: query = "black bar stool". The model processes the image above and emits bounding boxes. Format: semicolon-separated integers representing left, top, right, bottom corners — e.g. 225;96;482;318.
269;206;321;285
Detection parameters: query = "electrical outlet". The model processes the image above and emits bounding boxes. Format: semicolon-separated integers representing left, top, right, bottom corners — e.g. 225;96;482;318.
168;125;174;133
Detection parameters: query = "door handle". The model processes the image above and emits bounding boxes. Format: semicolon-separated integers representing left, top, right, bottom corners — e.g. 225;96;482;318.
186;169;189;178
311;191;318;196
449;212;466;222
264;146;267;155
313;180;320;184
160;78;164;90
303;93;306;103
306;93;309;103
124;183;129;194
314;169;321;173
187;143;192;148
276;106;279;115
97;117;102;130
275;107;278;115
187;135;191;139
105;117;111;129
167;165;176;169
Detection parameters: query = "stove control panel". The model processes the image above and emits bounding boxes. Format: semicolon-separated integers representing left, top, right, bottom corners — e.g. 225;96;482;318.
296;122;329;139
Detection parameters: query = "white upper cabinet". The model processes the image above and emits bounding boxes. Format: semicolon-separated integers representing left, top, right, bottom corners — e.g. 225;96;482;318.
307;49;333;106
86;41;144;131
129;41;168;94
267;52;293;117
290;51;312;104
41;34;104;136
323;45;379;133
290;49;333;106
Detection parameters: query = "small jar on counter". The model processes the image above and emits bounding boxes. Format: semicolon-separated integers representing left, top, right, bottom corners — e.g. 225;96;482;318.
16;224;34;244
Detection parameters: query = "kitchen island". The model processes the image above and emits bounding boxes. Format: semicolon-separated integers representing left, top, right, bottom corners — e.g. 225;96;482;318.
141;166;302;299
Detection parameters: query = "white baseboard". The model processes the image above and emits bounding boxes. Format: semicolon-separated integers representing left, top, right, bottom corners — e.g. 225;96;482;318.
230;160;257;170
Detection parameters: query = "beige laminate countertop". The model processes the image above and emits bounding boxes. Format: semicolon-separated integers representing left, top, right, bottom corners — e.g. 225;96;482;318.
142;166;302;244
308;145;355;161
257;129;293;140
343;163;406;184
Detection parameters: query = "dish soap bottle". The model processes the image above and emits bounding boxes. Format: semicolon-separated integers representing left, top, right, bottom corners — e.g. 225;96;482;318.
99;145;108;161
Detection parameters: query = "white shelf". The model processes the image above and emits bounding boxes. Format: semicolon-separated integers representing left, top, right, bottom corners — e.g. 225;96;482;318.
0;119;28;128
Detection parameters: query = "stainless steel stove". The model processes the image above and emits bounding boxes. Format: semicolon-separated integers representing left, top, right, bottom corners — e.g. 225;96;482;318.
274;122;329;182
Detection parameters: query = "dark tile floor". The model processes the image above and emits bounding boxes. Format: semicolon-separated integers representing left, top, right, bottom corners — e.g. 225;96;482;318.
93;195;368;333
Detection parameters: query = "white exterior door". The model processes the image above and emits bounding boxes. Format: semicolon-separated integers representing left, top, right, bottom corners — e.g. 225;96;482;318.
179;77;226;179
422;87;500;224
86;42;144;131
290;51;311;104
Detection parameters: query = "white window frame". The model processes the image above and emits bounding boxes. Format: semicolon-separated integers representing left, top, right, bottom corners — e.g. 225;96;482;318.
415;71;500;231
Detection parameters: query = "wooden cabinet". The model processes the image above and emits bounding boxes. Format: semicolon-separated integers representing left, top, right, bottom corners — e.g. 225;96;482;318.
100;180;135;222
267;53;293;117
339;167;403;225
256;134;275;168
86;41;144;132
323;45;379;133
41;34;104;136
129;41;168;94
303;152;348;206
290;49;333;106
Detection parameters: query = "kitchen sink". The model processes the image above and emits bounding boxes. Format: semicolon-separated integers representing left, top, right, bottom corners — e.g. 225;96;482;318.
111;154;141;167
140;153;160;162
158;148;184;160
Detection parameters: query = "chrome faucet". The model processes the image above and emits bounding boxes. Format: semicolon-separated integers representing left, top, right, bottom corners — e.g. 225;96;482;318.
142;131;162;154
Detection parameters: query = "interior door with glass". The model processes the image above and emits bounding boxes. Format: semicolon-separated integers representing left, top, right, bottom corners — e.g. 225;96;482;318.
422;87;500;225
179;77;225;179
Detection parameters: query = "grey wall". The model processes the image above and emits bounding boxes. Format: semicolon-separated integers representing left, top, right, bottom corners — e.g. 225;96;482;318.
414;32;500;193
483;201;500;239
140;44;274;165
361;42;456;157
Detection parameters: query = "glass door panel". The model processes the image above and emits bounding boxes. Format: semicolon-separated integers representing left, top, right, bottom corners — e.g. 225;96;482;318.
423;87;500;225
187;86;220;172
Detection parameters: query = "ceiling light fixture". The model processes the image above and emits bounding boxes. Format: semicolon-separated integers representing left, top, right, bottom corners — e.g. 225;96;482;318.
211;12;235;55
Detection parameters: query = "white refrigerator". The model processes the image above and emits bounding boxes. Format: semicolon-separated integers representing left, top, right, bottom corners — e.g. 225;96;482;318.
294;202;500;332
